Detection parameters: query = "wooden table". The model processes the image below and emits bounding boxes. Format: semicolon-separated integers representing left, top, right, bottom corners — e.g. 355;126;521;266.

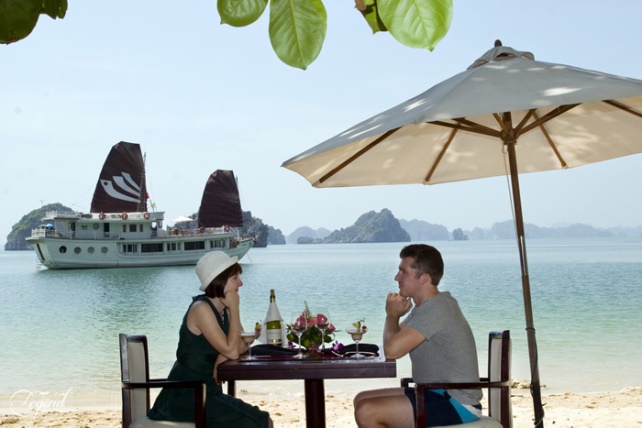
217;353;396;428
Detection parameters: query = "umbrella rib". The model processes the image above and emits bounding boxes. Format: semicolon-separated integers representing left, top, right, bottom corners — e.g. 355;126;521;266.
520;104;579;134
432;119;501;138
315;128;400;186
514;109;536;133
424;128;458;183
532;112;568;168
603;99;642;119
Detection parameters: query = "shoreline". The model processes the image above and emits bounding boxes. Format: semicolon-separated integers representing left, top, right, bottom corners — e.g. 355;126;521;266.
2;386;641;427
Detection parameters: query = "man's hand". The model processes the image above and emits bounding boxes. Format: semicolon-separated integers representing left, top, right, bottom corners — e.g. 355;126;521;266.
386;292;412;318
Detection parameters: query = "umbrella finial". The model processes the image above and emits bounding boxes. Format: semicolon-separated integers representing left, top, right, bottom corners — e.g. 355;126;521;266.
494;39;502;47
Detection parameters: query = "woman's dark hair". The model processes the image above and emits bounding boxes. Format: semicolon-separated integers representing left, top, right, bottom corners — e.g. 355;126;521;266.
399;244;444;286
204;263;243;298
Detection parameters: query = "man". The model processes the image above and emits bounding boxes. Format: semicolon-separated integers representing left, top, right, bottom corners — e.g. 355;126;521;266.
354;244;482;427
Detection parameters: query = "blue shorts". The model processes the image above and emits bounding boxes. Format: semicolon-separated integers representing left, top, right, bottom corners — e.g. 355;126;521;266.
404;388;480;427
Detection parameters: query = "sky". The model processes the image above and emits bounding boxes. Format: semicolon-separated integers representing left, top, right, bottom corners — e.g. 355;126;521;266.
2;1;642;240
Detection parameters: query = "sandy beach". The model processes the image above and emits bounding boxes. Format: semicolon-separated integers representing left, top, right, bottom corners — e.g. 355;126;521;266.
1;387;640;427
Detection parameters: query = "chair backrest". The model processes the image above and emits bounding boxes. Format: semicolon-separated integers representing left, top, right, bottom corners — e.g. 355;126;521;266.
487;330;512;428
120;334;152;428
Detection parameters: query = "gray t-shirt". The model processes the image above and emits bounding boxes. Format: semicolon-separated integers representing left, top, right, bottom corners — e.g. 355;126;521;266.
403;291;482;405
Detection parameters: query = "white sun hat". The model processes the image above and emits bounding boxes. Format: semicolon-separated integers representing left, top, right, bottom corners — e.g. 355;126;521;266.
196;251;238;291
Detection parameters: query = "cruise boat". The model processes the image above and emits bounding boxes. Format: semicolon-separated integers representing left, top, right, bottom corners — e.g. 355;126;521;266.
27;142;253;269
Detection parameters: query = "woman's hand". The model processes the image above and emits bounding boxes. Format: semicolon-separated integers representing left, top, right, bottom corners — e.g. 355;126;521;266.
221;289;240;310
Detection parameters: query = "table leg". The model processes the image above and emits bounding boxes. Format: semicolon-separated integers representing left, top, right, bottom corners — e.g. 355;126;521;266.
304;379;325;428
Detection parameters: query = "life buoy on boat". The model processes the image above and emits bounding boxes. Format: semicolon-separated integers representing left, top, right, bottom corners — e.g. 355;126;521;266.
173;228;180;235
121;212;128;220
98;212;106;220
199;227;205;234
143;212;150;220
223;225;230;232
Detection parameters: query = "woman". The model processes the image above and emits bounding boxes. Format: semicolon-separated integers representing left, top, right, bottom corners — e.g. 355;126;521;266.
148;251;272;427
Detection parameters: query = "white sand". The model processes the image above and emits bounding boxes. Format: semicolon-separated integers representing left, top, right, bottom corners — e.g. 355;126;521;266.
1;387;641;427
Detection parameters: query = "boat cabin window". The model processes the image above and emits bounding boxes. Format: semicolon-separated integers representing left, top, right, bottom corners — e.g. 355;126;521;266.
122;244;138;253
212;240;224;248
185;241;205;251
167;243;181;251
141;243;163;253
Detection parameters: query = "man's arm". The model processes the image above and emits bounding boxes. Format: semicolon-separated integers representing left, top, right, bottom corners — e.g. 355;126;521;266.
383;293;425;359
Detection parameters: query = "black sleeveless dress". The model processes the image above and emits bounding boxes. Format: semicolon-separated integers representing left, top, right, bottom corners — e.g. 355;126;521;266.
148;295;269;427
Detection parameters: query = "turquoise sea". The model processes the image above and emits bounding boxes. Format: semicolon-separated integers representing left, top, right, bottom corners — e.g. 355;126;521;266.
1;239;641;409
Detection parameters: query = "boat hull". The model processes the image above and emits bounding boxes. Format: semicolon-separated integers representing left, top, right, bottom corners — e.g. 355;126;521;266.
28;236;253;269
26;211;253;270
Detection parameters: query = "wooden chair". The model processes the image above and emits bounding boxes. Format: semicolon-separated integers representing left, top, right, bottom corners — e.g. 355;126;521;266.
119;334;206;428
401;330;512;428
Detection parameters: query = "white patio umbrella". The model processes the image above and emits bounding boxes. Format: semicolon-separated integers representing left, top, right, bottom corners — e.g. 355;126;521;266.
172;215;193;223
282;41;642;427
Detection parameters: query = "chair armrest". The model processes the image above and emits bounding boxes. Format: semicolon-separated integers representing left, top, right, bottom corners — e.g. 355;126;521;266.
400;377;414;387
415;379;510;391
413;380;511;428
122;380;206;428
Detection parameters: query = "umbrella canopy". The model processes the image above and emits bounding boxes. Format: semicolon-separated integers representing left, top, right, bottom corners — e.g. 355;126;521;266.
282;41;642;428
172;215;193;223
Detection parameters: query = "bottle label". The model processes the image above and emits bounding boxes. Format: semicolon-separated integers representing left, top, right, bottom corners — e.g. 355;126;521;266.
267;328;282;345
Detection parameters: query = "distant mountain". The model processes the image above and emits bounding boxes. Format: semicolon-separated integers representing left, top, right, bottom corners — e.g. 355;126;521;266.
286;214;642;243
298;209;410;244
287;226;331;244
5;203;74;250
399;219;450;241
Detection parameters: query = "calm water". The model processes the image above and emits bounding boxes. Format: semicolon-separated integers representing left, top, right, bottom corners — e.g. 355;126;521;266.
1;239;641;407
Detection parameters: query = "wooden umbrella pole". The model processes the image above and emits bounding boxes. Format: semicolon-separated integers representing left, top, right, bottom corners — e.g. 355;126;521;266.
505;131;545;428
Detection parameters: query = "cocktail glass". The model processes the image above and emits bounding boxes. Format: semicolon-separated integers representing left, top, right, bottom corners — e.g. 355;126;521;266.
346;327;367;359
240;331;257;360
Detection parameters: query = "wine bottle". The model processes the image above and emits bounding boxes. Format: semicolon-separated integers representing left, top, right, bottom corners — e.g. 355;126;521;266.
263;289;284;346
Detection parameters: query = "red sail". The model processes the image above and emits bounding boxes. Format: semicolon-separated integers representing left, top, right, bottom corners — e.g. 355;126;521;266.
197;170;244;228
90;142;147;213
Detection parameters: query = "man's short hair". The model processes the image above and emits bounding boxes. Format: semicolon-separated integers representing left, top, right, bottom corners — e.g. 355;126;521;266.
399;244;444;285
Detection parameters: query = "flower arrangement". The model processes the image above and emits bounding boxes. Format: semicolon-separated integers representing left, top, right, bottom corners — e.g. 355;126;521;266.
287;302;336;350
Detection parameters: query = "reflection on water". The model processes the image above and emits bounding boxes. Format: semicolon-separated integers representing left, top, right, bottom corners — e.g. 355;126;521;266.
1;239;641;397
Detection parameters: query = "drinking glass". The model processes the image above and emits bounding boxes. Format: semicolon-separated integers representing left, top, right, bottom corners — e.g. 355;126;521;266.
346;327;367;359
289;311;308;359
315;307;330;352
240;331;257;360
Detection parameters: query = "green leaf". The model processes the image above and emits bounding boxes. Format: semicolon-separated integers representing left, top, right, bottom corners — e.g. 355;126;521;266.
356;0;387;34
0;0;41;44
269;0;327;70
218;0;268;27
377;0;452;50
41;0;67;19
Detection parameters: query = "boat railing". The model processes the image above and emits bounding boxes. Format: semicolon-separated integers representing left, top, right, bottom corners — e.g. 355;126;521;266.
161;227;233;238
46;210;81;219
43;210;164;222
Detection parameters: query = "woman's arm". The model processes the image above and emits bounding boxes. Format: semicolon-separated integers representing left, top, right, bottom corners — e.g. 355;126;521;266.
187;293;243;360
